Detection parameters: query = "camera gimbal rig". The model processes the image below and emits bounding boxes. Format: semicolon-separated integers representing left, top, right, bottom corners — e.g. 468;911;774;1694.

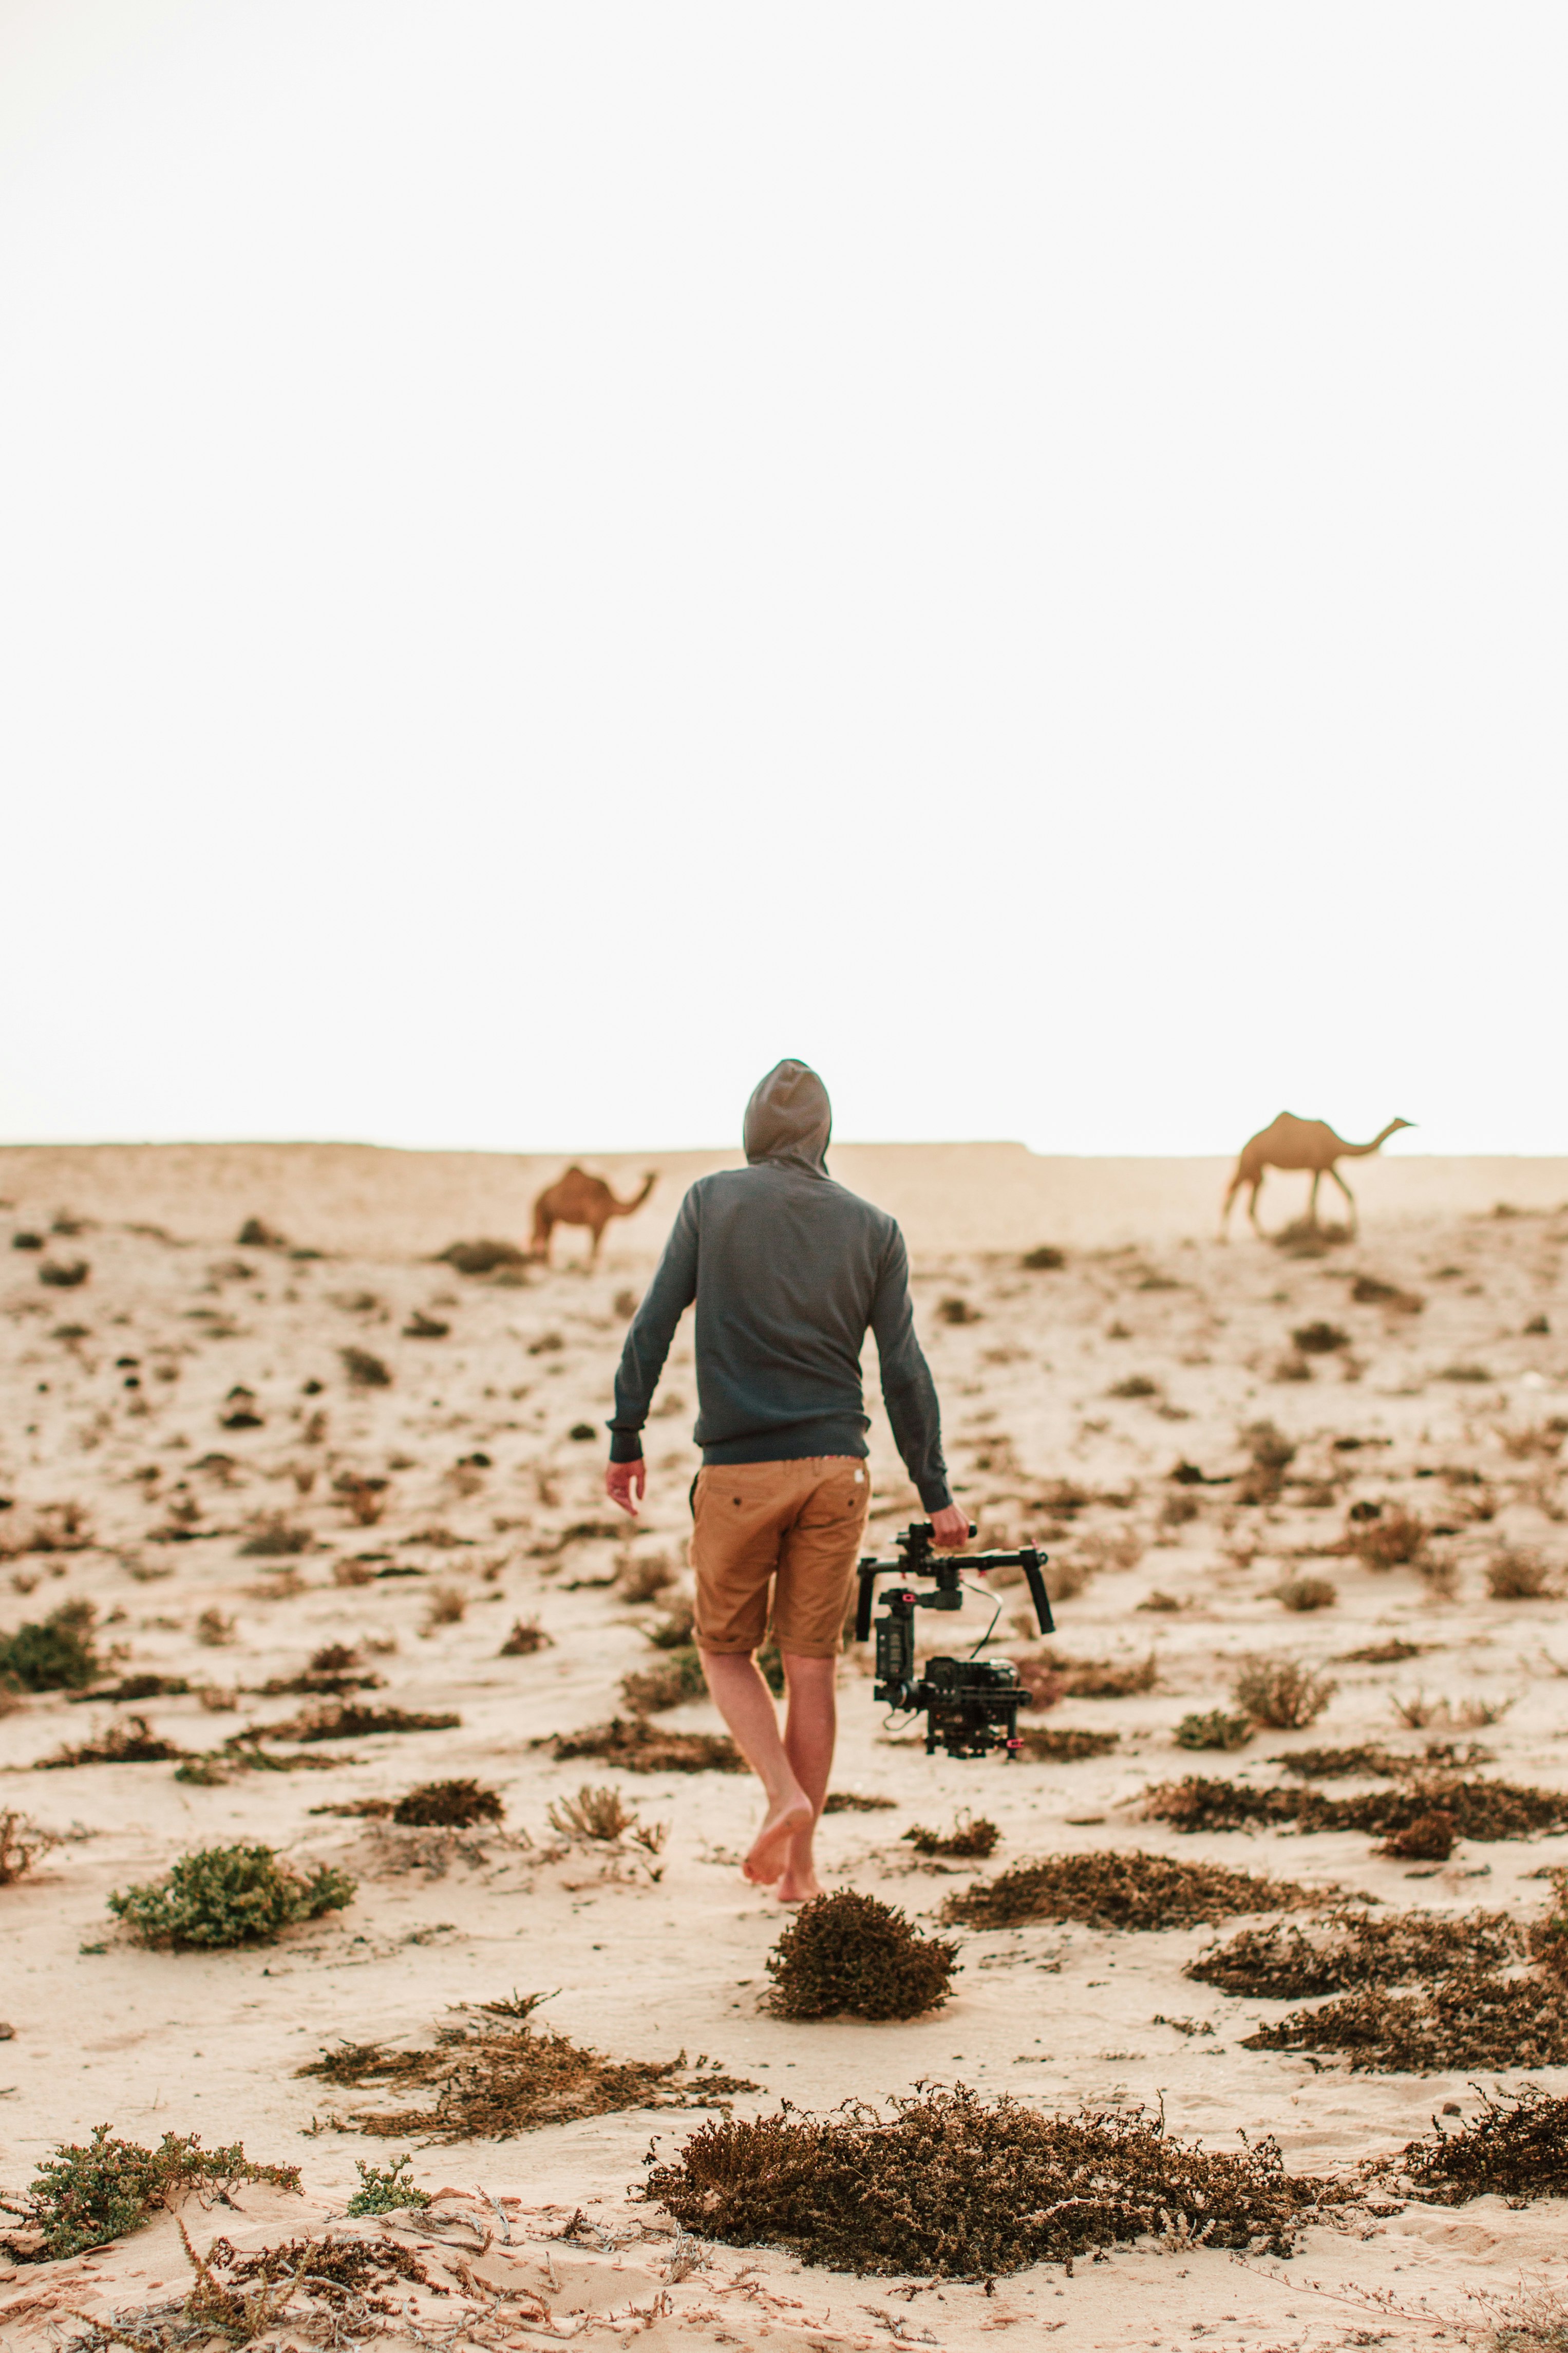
853;1521;1055;1759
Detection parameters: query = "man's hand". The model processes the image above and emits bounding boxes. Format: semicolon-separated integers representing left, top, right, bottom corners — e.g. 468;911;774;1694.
930;1503;971;1549
606;1458;647;1517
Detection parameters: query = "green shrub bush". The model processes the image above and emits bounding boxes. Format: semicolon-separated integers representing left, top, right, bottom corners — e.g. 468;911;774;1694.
108;1843;356;1948
2;2125;299;2261
0;1599;101;1693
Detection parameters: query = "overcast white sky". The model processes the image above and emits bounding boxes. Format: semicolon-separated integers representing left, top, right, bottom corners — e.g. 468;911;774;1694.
1;3;1562;1159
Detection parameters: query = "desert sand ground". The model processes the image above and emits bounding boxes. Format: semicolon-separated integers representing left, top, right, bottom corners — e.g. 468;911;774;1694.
4;1142;1568;2352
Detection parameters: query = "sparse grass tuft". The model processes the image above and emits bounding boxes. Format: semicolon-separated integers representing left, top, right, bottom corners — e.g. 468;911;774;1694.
339;1346;392;1389
392;1779;504;1829
1108;1375;1159;1399
238;1517;313;1558
642;2086;1327;2274
547;1783;636;1842
1378;1808;1457;1861
255;1700;462;1741
1232;1654;1337;1728
822;1791;898;1813
936;1295;981;1325
421;1583;467;1634
196;1607;236;1647
1353;1507;1433;1569
1174;1709;1255;1752
765;1891;958;2020
1022;1245;1066;1270
942;1850;1312;1933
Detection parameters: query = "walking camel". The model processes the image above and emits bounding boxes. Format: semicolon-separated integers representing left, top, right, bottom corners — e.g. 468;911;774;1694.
530;1167;657;1267
1220;1114;1413;1241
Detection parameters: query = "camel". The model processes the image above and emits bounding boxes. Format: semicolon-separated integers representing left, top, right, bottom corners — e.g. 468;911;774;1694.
1220;1114;1414;1240
530;1167;657;1266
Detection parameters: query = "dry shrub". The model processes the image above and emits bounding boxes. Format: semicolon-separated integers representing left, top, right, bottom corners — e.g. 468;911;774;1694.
298;1991;755;2138
36;1714;186;1769
1271;1575;1338;1613
1390;1691;1513;1730
339;1347;391;1390
941;1850;1312;1933
1275;1741;1490;1779
196;1608;237;1647
645;1597;697;1649
1352;1273;1423;1312
1389;2084;1568;2205
1349;1507;1431;1568
1008;1656;1064;1709
1441;1362;1494;1384
1241;1968;1568;2071
616;1551;677;1603
1144;1772;1568;1842
902;1814;998;1859
39;1259;89;1287
1022;1245;1065;1270
1161;1492;1201;1528
333;1473;388;1527
1338;1638;1427;1665
392;1778;503;1828
0;1598;102;1692
1187;1907;1519;2000
1499;1421;1567;1461
421;1584;467;1634
538;1715;744;1772
332;1559;377;1588
238;1517;312;1558
1485;1545;1557;1600
1107;1375;1159;1399
620;1648;707;1713
822;1790;897;1813
765;1891;957;2020
1271;1352;1313;1384
436;1239;527;1275
1016;1726;1119;1761
1293;1321;1349;1355
259;1701;461;1742
402;1311;449;1338
1047;1649;1158;1698
0;1809;56;1882
69;1671;190;1704
936;1295;980;1325
500;1616;551;1655
643;2086;1324;2275
1078;1525;1147;1575
1232;1654;1336;1728
1174;1710;1254;1752
1379;1808;1457;1860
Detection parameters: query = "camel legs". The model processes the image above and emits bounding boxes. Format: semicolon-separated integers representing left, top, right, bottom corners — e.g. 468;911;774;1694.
1307;1170;1323;1230
1246;1175;1266;1236
1220;1173;1244;1238
1328;1164;1358;1238
588;1218;608;1267
532;1215;554;1266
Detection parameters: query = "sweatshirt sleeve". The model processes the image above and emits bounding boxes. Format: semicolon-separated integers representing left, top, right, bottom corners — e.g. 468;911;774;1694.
607;1185;700;1461
869;1224;953;1512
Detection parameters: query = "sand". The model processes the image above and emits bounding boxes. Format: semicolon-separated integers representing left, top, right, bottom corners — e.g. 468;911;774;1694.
3;1140;1568;2351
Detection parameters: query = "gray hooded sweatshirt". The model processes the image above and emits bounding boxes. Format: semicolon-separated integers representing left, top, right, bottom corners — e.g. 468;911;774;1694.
607;1060;952;1510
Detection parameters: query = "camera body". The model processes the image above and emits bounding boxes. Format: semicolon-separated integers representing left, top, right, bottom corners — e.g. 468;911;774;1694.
855;1522;1054;1759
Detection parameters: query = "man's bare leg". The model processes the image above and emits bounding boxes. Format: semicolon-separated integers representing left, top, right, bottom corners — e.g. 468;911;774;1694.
697;1649;813;1888
774;1652;837;1903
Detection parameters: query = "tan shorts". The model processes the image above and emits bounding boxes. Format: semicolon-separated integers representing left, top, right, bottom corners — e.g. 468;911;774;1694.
690;1457;872;1659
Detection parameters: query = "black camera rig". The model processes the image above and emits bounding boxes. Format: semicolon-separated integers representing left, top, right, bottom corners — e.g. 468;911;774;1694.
853;1521;1054;1759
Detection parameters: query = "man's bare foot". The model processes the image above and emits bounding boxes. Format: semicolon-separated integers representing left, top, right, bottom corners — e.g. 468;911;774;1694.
742;1789;813;1887
772;1866;821;1904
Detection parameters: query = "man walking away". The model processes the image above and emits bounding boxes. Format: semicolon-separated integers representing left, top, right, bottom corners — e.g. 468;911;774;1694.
604;1058;966;1901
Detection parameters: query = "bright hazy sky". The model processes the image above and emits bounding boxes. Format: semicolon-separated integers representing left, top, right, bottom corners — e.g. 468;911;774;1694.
2;4;1562;1159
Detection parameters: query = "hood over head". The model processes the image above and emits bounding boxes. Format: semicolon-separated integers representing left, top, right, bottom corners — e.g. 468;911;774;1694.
743;1059;832;1174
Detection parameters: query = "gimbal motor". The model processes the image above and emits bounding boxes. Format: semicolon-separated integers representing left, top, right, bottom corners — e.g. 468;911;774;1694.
853;1521;1054;1759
